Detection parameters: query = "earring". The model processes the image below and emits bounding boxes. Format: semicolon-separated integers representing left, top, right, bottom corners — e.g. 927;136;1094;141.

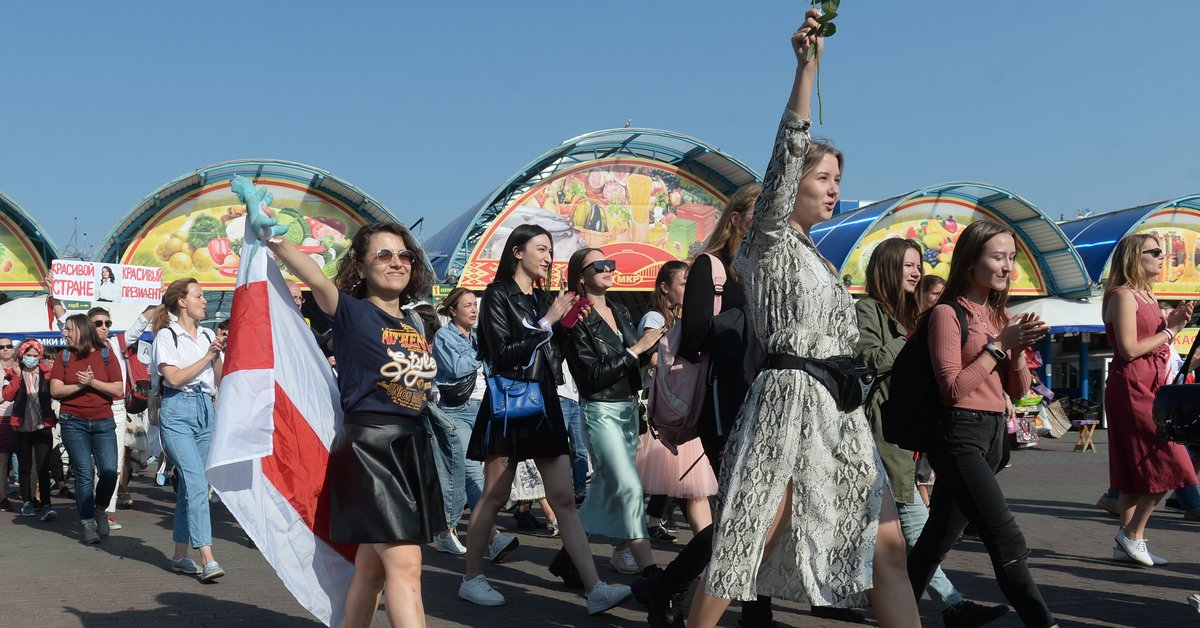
352;274;364;290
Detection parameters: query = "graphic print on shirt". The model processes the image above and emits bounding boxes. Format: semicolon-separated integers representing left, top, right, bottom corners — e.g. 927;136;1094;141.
377;324;437;410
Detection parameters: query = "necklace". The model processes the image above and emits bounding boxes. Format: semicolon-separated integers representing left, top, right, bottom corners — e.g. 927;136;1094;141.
963;298;997;337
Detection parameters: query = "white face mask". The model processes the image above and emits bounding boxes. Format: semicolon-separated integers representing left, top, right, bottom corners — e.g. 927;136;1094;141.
21;356;39;369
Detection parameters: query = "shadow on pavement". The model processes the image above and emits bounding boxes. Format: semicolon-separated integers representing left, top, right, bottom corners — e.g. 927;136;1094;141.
65;591;323;626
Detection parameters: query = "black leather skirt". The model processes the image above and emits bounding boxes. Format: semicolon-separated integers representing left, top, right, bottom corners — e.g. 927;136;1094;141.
327;411;445;544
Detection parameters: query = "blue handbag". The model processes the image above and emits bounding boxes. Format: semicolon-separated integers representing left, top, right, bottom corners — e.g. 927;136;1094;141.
486;376;547;437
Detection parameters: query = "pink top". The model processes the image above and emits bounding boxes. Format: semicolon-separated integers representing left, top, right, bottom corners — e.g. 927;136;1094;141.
928;298;1032;413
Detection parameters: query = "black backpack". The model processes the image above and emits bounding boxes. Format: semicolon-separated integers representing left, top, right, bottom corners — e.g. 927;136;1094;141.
881;301;968;452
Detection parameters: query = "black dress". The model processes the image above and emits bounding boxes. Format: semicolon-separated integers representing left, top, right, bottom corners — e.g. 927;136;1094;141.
467;279;569;462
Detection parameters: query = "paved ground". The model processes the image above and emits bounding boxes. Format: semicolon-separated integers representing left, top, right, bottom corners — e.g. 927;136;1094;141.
2;430;1198;627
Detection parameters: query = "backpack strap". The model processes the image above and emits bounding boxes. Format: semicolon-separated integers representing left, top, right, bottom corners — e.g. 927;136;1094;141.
948;300;969;345
701;253;727;317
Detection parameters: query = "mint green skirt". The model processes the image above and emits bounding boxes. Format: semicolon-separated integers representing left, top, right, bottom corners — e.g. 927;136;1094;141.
578;399;648;542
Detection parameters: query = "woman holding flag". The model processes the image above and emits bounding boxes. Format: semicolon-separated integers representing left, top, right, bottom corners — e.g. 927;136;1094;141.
267;221;442;628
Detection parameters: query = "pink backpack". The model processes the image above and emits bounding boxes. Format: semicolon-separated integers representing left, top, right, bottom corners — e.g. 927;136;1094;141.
647;253;726;454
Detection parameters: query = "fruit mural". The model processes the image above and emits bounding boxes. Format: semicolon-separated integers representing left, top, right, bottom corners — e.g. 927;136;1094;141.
842;198;1046;296
1123;208;1200;298
456;158;726;291
120;178;363;288
0;212;51;290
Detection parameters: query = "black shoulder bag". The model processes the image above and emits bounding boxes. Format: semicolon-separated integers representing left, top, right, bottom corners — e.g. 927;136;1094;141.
1154;331;1200;445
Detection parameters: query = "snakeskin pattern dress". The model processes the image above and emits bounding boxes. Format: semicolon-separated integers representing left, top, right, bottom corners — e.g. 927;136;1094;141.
705;110;886;606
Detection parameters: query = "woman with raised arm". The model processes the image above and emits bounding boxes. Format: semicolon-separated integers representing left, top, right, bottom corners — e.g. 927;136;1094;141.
459;224;632;616
1101;234;1196;567
908;220;1057;627
267;221;442;628
691;11;921;627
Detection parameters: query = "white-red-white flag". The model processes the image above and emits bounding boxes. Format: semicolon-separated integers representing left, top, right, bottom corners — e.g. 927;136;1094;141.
208;218;356;627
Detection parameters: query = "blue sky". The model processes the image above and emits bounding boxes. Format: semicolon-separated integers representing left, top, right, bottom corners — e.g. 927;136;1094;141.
2;1;1197;256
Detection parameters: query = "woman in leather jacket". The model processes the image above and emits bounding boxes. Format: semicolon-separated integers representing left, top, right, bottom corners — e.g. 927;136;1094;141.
562;247;664;577
460;224;633;615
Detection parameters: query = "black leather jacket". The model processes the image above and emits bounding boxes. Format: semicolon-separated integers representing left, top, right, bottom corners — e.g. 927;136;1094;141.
563;301;642;401
477;279;564;385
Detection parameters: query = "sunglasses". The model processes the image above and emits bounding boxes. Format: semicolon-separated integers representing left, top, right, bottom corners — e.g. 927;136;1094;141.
0;344;12;350
369;249;416;266
94;320;113;328
1143;248;1163;259
587;259;617;273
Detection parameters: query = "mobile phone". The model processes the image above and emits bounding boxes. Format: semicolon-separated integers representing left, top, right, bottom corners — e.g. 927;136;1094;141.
560;299;591;330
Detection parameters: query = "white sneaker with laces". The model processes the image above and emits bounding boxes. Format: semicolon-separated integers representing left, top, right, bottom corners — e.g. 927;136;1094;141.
435;531;467;555
587;581;633;615
459;575;505;606
609;548;639;574
1112;545;1167;566
1114;529;1156;567
483;533;519;563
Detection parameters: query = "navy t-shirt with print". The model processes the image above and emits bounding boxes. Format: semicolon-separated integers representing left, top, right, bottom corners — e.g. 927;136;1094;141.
331;292;436;417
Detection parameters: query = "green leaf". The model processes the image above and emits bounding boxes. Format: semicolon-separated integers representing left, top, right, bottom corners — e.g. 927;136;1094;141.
815;10;837;23
806;46;817;61
822;0;840;13
820;22;837;37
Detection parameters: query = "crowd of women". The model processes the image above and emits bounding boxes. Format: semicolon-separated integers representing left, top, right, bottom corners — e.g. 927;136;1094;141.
5;9;1200;628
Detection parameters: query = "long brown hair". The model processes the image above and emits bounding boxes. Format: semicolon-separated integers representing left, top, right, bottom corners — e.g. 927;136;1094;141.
333;222;432;303
648;260;688;327
865;238;922;330
703;182;761;279
152;278;199;333
936;220;1015;328
917;274;947;312
566;247;603;299
1105;233;1157;296
64;314;106;355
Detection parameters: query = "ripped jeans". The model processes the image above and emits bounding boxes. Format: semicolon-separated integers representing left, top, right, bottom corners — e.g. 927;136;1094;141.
908;409;1055;627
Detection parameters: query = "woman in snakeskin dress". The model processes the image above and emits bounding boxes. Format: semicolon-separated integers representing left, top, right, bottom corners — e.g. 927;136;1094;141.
689;10;920;627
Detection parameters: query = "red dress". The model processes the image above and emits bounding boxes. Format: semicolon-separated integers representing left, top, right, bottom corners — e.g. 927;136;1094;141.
1103;288;1197;494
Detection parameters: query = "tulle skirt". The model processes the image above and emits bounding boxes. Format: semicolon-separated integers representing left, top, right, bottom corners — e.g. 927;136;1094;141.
636;433;718;498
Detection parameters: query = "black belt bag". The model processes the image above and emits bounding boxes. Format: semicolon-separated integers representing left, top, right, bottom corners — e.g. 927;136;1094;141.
765;353;878;412
437;378;475;408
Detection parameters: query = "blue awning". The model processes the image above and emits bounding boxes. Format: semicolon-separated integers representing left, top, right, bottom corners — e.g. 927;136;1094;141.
1060;195;1200;283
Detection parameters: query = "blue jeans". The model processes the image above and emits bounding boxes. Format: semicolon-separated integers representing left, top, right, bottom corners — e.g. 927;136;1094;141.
428;404;465;529
896;487;963;611
561;396;588;496
159;387;214;548
59;413;118;522
442;400;484;511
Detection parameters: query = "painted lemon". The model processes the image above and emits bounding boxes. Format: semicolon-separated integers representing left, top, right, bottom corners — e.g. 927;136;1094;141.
191;248;215;273
168;251;193;274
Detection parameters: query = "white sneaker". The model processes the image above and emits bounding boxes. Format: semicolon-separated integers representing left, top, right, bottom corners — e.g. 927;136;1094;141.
609;548;639;574
1112;545;1167;566
587;581;632;615
435;531;467;555
459;575;505;606
1114;529;1156;567
483;533;519;563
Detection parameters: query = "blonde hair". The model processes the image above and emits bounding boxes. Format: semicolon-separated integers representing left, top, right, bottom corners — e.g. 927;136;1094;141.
702;183;762;279
1105;233;1157;296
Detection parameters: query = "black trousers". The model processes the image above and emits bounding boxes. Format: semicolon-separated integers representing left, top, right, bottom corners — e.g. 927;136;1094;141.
657;390;773;622
14;429;53;507
908;409;1054;627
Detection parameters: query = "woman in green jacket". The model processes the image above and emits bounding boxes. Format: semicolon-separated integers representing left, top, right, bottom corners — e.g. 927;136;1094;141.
854;237;1007;628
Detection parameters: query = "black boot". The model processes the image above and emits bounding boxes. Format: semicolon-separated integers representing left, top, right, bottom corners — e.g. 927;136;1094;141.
631;565;685;628
942;600;1009;628
548;548;585;590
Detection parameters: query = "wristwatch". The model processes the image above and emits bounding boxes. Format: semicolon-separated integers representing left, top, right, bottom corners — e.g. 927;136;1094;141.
983;343;1006;360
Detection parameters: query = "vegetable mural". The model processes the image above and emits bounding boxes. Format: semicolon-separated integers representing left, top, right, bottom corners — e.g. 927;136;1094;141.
120;178;362;288
1124;207;1200;298
456;158;727;291
842;198;1047;296
0;212;51;290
